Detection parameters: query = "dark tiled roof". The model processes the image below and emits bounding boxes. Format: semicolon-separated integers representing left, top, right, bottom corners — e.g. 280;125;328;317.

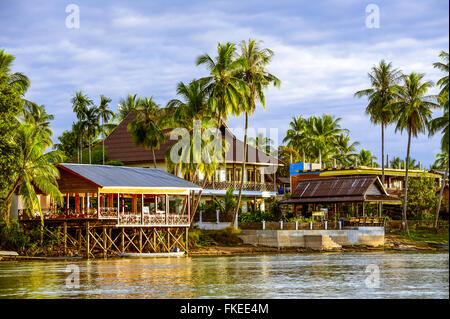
57;164;201;189
103;112;282;166
282;175;399;203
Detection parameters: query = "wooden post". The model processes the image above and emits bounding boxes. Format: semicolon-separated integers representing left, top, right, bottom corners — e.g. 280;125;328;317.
86;221;90;259
63;222;67;254
97;192;100;219
139;228;143;253
86;193;90;216
185;228;189;254
121;228;125;253
103;227;107;258
141;194;144;225
167;228;170;252
153;229;157;252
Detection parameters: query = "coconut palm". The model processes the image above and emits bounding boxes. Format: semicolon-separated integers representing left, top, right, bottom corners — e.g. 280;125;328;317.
0;49;30;93
433;51;449;101
3;123;63;227
283;116;309;163
335;134;360;166
232;39;280;220
97;95;114;164
356;149;377;167
118;93;143;121
128;97;166;168
248;132;274;155
355;60;402;184
22;102;54;141
71;91;93;163
84;107;100;164
392;72;438;232
308;114;345;167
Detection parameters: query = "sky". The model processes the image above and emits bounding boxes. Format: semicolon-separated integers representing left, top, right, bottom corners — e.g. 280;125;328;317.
0;0;448;167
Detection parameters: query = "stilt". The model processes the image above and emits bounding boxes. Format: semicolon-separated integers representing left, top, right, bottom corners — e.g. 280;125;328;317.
121;228;125;253
167;228;170;252
63;222;67;255
139;228;143;253
185;228;189;254
103;227;107;258
86;221;90;259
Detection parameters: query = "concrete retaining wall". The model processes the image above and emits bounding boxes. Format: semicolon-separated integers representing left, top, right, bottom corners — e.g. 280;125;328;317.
239;227;385;250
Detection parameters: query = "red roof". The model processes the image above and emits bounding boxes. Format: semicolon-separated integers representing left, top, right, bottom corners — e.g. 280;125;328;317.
103;112;282;166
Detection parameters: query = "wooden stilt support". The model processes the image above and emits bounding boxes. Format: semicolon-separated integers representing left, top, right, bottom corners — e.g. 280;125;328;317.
185;228;189;254
139;228;143;253
103;227;107;258
121;228;125;253
167;228;170;252
63;222;67;255
86;221;90;259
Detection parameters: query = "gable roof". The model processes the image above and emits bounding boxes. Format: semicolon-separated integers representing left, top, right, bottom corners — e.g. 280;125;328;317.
103;112;282;166
283;175;399;203
57;163;201;189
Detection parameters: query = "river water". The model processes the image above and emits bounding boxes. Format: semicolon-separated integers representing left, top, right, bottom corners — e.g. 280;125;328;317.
0;252;448;299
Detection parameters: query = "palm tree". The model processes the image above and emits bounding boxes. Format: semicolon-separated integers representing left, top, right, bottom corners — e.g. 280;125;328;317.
308;114;345;167
97;95;114;164
118;94;143;121
392;72;438;232
430;51;449;229
3;123;63;227
84;107;100;164
433;51;449;101
390;156;402;169
248;132;274;155
0;49;30;93
233;39;280;221
283;116;309;163
355;60;402;185
71;91;93;163
335;134;360;167
128;97;166;168
356;149;377;166
22;102;54;139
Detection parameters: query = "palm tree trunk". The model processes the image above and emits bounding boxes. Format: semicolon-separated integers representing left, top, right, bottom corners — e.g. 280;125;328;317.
89;136;92;164
102;118;105;165
233;112;249;227
190;178;208;225
402;128;411;234
434;160;449;229
381;124;385;184
152;149;157;168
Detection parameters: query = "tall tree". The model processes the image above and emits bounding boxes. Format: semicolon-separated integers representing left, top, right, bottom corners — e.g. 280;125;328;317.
0;49;30;93
71;91;93;163
335;134;360;167
356;149;377;167
233;39;280;222
118;93;143;121
392;72;438;232
84;106;100;164
430;50;449;229
308;114;344;167
97;95;114;164
355;60;402;185
128;97;166;168
283;116;309;163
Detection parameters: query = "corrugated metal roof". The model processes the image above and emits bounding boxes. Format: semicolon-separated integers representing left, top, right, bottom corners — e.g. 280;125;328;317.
291;175;381;198
58;163;202;189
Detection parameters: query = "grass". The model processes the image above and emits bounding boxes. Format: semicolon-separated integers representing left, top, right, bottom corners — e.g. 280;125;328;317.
188;227;242;248
389;227;449;245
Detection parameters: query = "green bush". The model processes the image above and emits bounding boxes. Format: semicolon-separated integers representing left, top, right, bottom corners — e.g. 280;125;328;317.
0;218;40;253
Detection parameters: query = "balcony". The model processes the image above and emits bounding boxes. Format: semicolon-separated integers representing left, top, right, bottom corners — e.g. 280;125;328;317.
195;180;277;192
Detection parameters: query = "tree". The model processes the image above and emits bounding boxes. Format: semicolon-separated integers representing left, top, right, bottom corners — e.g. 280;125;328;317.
403;173;438;220
0;78;24;216
355;60;401;184
84;106;100;164
392;72;438;232
118;94;143;121
71;91;93;163
430;50;449;229
97;95;114;164
283;116;309;163
233;39;280;223
356;149;378;167
0;49;30;93
335;134;360;167
308;114;345;167
248;132;274;155
127;96;166;168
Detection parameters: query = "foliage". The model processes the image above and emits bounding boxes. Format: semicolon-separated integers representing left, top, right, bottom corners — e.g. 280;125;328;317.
401;174;438;220
105;160;124;166
0;218;40;253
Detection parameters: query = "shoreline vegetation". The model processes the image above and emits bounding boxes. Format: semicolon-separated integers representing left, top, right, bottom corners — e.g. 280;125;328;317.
1;226;448;261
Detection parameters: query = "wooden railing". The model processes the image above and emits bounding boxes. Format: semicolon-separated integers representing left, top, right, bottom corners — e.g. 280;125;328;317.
18;208;190;226
195;180;276;192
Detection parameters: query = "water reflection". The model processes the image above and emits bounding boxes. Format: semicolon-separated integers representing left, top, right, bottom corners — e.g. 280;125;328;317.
0;252;448;299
